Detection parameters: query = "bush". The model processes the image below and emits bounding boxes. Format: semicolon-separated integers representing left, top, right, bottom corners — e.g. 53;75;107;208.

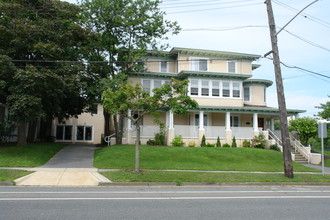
146;139;157;146
188;141;196;147
216;136;221;147
171;135;184;147
201;135;206;147
231;137;237;148
243;140;251;148
251;134;266;149
155;132;165;145
206;143;215;147
270;144;281;152
223;143;230;148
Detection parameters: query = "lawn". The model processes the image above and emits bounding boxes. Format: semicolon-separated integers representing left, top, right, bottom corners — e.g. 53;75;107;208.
0;143;66;167
94;145;317;172
102;170;330;183
0;169;33;182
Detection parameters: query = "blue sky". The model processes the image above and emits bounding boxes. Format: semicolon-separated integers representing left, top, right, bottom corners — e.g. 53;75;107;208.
67;0;330;117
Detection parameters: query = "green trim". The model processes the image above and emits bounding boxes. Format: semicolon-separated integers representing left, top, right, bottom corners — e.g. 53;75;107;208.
179;70;252;80
129;72;178;79
243;79;273;87
192;106;305;116
170;47;260;61
252;64;261;70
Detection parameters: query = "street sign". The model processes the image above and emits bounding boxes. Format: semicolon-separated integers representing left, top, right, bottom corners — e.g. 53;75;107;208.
318;123;327;138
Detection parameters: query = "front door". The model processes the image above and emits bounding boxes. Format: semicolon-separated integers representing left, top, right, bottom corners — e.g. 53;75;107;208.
258;118;265;130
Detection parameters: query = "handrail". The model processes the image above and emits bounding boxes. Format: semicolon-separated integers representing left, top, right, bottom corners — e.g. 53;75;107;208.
268;129;283;151
289;133;310;162
104;133;116;146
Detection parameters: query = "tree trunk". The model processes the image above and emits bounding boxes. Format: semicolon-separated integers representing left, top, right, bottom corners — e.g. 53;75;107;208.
17;121;27;146
27;121;37;143
113;113;124;145
135;122;140;172
103;108;111;137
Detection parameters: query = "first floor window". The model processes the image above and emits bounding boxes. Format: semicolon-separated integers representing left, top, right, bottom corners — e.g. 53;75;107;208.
56;125;73;141
76;126;93;141
195;114;208;127
154;80;162;89
230;116;239;127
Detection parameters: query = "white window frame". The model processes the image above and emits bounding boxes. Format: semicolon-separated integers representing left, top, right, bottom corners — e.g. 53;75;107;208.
201;80;210;96
232;82;241;98
189;79;199;96
228;61;236;73
142;79;151;93
194;113;208;127
211;81;220;97
75;125;94;142
190;57;208;71
222;81;230;98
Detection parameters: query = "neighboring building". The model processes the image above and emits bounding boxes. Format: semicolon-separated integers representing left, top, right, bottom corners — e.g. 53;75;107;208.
53;47;305;146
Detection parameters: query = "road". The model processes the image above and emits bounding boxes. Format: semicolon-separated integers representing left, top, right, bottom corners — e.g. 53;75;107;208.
1;186;330;220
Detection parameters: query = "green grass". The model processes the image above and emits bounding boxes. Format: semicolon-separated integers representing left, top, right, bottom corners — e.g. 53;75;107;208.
0;169;33;182
94;145;317;172
0;143;66;167
102;170;330;183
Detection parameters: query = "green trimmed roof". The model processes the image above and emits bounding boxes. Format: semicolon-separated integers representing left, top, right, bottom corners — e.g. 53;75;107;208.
194;106;305;116
170;47;261;61
243;79;273;87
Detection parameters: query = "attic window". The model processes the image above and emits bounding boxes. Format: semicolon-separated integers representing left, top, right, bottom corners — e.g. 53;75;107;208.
191;59;207;71
228;61;236;73
160;61;168;72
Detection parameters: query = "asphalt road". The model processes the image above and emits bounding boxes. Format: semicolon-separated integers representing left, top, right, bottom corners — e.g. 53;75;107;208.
1;186;330;220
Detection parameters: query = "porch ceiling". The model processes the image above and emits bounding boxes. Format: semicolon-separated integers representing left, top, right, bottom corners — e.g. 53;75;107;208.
194;106;305;116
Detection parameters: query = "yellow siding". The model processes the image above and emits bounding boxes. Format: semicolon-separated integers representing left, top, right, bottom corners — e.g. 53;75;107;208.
249;85;266;106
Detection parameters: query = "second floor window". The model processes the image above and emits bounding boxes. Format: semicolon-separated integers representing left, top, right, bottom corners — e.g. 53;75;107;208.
142;79;151;93
191;59;207;71
201;80;209;96
212;81;220;97
244;86;250;101
222;82;230;97
142;79;170;95
232;82;241;98
190;79;199;96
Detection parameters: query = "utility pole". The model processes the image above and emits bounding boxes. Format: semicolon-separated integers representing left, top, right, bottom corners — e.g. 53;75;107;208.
265;0;293;178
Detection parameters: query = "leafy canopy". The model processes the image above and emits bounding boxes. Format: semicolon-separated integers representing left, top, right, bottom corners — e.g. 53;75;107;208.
289;117;318;146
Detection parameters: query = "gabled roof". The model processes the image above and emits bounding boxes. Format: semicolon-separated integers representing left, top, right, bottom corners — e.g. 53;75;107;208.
170;47;261;61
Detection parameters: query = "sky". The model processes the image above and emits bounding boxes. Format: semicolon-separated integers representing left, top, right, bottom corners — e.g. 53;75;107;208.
66;0;330;117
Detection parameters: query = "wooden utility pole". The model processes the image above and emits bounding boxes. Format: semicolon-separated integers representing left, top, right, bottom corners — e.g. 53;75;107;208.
265;0;293;178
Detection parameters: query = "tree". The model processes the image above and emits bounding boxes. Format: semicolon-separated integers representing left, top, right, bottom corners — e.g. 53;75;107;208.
80;0;180;144
0;0;95;144
316;96;330;120
102;78;198;172
289;117;318;146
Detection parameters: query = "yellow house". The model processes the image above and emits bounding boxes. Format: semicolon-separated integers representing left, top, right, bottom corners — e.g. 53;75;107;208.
53;47;304;147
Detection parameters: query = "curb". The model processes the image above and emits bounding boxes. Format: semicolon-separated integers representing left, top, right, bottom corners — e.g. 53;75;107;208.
0;181;15;186
99;181;330;187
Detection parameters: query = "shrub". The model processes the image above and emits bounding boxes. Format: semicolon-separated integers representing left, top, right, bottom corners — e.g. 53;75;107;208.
270;144;281;152
223;143;230;148
201;135;206;147
188;141;196;147
231;137;237;148
206;143;215;147
171;135;184;147
251;134;266;149
146;139;157;146
216;136;221;147
243;140;251;148
155;132;165;145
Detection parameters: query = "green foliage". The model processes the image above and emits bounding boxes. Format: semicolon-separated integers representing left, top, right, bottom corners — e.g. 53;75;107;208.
171;135;184;147
316;96;330;120
216;136;221;147
0;119;15;144
274;120;280;130
231;136;237;148
206;143;215;147
289;117;318;146
146;139;157;146
223;143;231;148
188;141;196;147
201;135;206;147
270;144;281;152
243;140;251;148
251;134;266;149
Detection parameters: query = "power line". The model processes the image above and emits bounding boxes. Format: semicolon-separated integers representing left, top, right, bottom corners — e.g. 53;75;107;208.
161;0;257;9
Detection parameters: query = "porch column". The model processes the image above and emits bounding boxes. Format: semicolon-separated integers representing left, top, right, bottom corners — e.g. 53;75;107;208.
167;110;175;145
270;118;275;131
198;111;205;147
127;109;133;144
225;112;232;145
253;113;259;136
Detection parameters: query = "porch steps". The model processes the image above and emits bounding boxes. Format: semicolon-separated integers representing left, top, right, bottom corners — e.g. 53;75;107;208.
291;147;308;164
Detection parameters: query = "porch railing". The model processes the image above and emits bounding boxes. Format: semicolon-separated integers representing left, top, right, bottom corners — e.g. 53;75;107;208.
174;125;198;138
204;126;225;138
131;125;160;138
232;127;254;139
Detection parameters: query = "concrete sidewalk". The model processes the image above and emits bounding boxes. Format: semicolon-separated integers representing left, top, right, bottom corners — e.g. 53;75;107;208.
14;145;111;186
